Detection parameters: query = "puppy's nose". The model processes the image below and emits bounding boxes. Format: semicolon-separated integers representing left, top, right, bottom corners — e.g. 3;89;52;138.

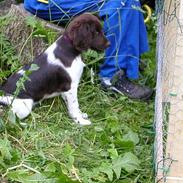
106;41;111;48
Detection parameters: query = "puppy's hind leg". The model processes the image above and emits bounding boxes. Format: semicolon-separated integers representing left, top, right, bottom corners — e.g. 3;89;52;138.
0;96;11;115
0;96;14;106
0;96;34;119
11;99;34;119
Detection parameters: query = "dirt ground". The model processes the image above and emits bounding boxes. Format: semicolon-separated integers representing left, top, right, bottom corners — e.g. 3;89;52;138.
0;0;16;15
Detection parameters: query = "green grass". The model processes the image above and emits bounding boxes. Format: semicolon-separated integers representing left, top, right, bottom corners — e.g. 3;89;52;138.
0;15;156;183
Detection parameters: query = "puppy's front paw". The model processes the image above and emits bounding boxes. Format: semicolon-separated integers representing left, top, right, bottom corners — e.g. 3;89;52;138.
81;112;88;119
74;117;92;126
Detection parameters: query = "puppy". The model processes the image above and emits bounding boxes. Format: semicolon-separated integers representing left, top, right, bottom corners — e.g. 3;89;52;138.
0;13;110;125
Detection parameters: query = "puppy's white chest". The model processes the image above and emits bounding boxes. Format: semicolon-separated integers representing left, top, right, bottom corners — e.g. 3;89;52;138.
66;56;85;84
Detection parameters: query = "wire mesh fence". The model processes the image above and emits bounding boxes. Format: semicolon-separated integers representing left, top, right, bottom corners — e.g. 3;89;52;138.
155;0;183;182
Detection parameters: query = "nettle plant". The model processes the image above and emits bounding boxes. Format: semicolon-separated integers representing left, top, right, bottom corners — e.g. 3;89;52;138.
25;16;57;45
0;33;20;83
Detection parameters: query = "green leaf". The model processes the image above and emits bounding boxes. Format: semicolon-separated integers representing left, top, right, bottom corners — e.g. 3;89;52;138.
7;169;80;183
56;173;80;183
66;155;75;169
108;148;118;160
99;162;113;181
0;138;12;160
7;170;28;182
63;144;74;155
112;152;140;179
7;170;45;183
122;131;139;145
25;16;38;28
0;118;5;131
45;162;57;173
30;64;39;72
120;152;140;173
0;90;4;96
94;126;104;132
112;157;123;179
114;139;134;150
33;29;47;38
27;173;47;182
8;110;16;124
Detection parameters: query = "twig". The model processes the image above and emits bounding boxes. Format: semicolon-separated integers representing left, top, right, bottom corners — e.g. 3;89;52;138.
8;134;28;153
2;162;41;178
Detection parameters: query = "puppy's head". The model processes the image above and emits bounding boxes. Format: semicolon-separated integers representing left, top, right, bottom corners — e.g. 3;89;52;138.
65;13;110;52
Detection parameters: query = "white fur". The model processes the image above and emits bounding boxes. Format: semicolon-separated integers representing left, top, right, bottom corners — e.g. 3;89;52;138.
0;96;13;105
43;92;61;99
11;99;33;119
0;96;33;119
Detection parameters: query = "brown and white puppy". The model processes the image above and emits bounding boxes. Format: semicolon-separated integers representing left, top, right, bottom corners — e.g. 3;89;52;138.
0;13;110;125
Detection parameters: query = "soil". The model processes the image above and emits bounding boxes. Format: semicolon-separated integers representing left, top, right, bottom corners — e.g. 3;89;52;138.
0;0;16;15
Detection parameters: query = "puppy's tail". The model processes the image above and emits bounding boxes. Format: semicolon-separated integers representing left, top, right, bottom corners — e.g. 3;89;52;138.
0;95;13;106
0;84;12;106
0;85;6;105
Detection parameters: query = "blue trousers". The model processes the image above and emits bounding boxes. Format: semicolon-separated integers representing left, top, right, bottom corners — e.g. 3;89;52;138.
24;0;149;79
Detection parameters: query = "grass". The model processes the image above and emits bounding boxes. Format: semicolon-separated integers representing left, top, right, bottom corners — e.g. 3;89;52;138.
0;13;156;183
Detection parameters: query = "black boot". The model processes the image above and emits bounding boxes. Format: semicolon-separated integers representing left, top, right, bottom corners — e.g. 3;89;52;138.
101;71;153;100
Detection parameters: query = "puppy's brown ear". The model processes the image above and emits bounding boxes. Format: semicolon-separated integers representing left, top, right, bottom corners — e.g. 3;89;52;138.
71;22;93;52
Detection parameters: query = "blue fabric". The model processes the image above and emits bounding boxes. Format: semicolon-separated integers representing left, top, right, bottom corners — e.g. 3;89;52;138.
24;0;149;79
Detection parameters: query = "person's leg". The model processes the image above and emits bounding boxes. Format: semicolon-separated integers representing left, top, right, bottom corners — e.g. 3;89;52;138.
99;0;153;100
99;0;148;79
24;0;102;22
